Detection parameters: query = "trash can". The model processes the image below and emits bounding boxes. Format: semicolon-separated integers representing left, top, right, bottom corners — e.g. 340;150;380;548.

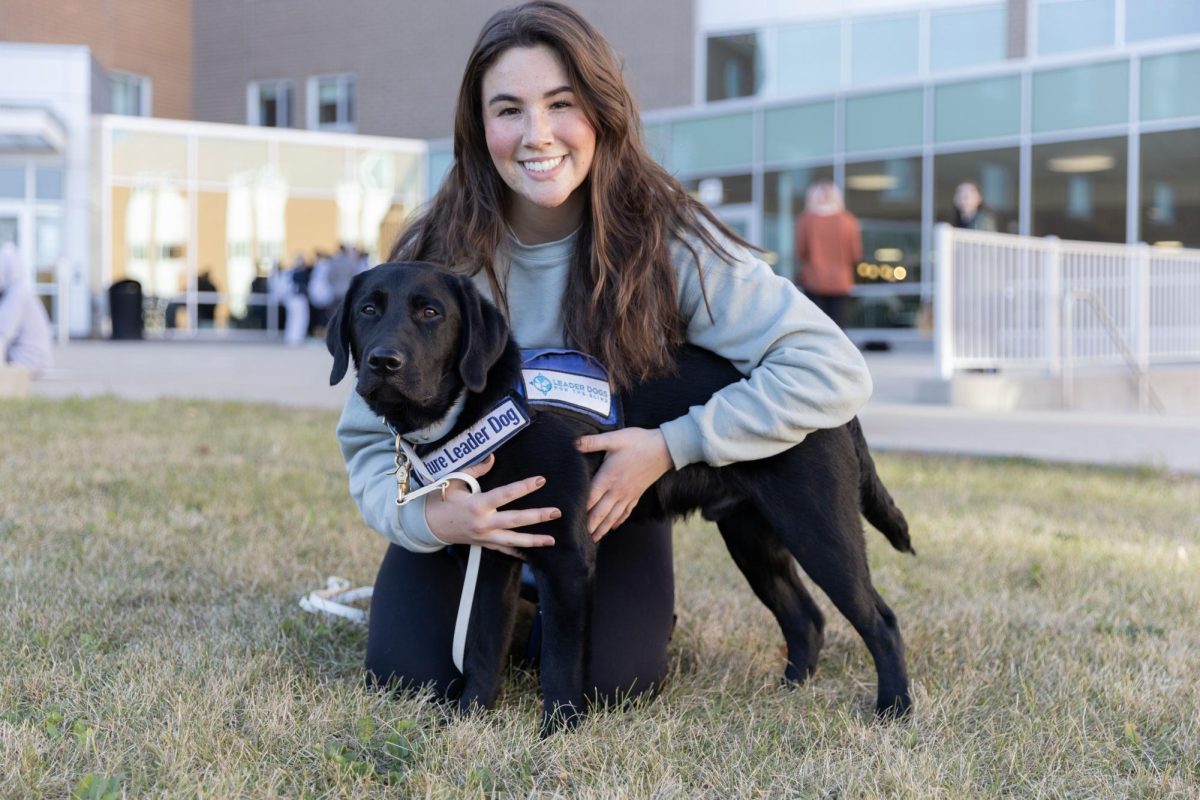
109;279;144;340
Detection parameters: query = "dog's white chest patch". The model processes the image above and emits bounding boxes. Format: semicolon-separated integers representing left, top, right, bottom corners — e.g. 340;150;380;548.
408;397;531;483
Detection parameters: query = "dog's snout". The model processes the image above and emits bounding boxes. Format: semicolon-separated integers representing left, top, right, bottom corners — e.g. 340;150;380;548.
367;348;405;373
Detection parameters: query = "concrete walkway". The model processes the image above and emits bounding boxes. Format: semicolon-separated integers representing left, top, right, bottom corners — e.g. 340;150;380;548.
24;339;1200;476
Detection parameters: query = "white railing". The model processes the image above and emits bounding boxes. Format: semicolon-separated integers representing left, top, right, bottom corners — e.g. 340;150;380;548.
935;225;1200;396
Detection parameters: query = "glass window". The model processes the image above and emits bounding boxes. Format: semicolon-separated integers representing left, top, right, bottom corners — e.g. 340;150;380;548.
668;112;753;174
111;72;150;116
845;89;923;153
680;174;752;208
1126;0;1200;42
35;166;64;201
1032;137;1127;243
642;123;668;166
110;129;189;181
249;80;292;128
850;13;919;85
0;164;24;199
935;76;1021;143
1141;50;1200;122
706;33;762;101
35;215;63;274
762;165;835;281
277;142;348;192
934;148;1020;234
428;148;454;194
776;21;841;96
845;156;923;286
763;101;835;164
0;216;17;246
197;138;270;185
1140;129;1200;248
1032;61;1128;133
309;74;356;131
1037;0;1115;55
930;5;1006;72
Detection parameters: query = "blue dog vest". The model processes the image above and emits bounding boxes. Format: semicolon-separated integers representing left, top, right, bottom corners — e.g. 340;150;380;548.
403;349;621;485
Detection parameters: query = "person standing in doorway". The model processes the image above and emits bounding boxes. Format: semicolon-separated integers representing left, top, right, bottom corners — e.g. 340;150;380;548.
794;181;861;329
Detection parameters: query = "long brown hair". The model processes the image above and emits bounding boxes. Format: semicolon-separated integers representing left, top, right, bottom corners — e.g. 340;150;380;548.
390;0;751;389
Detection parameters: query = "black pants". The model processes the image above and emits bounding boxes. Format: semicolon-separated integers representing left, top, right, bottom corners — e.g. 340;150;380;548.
804;292;849;329
365;518;674;705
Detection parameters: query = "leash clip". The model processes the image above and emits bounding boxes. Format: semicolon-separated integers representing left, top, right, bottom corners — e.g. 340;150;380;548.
390;434;412;506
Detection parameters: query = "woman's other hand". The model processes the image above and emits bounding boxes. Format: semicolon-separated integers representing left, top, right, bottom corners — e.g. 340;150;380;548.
576;427;672;542
424;454;559;558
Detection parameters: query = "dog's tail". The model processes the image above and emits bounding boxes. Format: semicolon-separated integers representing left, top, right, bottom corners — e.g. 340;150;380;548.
848;417;915;555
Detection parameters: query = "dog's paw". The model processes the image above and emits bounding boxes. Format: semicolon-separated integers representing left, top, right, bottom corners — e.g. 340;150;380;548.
538;701;584;737
874;691;913;721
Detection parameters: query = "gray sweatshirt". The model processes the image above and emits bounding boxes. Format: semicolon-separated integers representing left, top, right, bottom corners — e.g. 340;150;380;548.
336;222;872;552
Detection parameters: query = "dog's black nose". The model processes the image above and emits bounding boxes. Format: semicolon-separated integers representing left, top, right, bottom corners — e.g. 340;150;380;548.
366;348;405;373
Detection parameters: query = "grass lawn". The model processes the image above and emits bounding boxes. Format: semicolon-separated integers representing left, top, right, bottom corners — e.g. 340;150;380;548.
2;396;1198;798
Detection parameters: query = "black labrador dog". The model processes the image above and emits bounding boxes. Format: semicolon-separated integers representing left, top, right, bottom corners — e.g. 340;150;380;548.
327;261;914;733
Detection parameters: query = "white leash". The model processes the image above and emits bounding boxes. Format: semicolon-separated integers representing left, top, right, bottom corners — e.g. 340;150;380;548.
390;452;483;675
298;576;373;624
299;436;484;675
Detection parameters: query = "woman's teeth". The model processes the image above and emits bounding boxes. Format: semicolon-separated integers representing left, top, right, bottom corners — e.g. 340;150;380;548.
523;156;564;173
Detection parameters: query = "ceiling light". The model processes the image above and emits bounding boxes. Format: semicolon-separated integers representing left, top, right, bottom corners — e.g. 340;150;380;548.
846;174;898;191
874;248;902;262
1047;154;1115;173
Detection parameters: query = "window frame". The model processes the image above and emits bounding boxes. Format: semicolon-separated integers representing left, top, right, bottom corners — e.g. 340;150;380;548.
110;71;152;117
246;79;294;128
306;73;357;133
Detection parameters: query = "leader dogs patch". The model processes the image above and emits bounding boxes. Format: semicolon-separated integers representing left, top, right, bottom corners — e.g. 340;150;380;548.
519;349;621;429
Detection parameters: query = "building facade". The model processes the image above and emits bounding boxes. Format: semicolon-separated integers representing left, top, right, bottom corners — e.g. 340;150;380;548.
4;0;1199;342
634;0;1200;341
1;0;694;339
191;0;694;141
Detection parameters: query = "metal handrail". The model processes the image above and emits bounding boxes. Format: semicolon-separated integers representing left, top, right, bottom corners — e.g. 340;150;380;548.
1061;289;1165;413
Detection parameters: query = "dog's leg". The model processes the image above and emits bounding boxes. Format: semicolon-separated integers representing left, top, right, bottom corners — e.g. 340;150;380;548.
529;555;593;736
716;504;825;684
458;550;523;714
759;495;911;719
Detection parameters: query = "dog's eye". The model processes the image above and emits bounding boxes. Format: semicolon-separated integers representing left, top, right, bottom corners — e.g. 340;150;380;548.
359;303;377;316
421;307;440;319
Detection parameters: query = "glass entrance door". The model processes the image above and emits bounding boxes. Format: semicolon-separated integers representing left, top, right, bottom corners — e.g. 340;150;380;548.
0;215;17;247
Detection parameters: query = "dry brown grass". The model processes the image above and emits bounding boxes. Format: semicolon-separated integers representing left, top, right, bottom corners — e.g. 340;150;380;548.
2;396;1198;798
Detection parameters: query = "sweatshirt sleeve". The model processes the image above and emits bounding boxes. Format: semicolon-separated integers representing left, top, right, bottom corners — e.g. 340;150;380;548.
335;390;449;553
657;225;873;469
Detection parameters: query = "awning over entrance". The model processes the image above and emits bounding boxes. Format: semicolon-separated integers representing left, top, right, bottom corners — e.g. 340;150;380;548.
0;106;66;153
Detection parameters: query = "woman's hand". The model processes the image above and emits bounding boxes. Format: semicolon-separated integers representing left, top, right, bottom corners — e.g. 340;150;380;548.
576;427;673;542
424;454;560;559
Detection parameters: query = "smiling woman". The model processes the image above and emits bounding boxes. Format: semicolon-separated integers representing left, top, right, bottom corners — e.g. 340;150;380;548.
481;46;596;244
335;0;873;722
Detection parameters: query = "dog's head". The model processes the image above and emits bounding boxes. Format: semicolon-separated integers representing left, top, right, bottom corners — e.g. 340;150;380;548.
326;262;509;428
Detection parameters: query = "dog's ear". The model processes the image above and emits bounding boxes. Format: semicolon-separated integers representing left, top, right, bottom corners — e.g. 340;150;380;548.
452;272;508;393
326;272;364;385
